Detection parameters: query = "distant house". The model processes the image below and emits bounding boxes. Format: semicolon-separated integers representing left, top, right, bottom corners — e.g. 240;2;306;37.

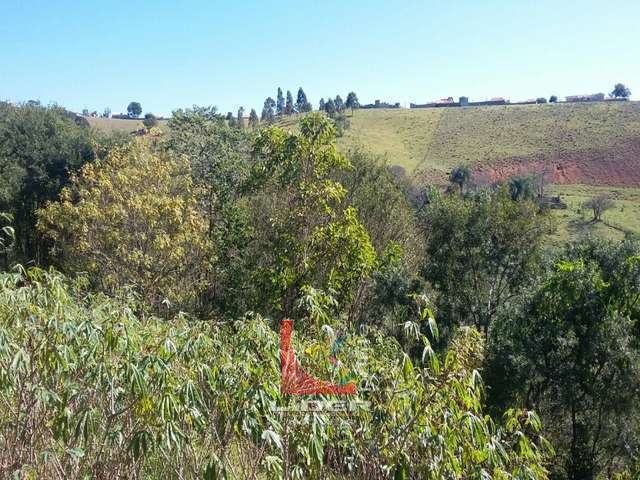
565;93;605;102
362;99;401;109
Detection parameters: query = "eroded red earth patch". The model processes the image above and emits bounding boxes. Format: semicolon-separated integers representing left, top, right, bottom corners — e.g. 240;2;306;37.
473;139;640;187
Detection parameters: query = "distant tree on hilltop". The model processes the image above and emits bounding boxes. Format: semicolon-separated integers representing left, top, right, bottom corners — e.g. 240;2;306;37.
319;98;325;111
611;83;631;98
276;87;285;115
285;90;294;115
127;102;142;118
324;98;336;117
296;88;311;113
346;92;359;114
249;108;259;128
549;95;558;103
261;97;275;122
335;95;344;112
536;97;547;104
237;106;245;128
226;111;236;128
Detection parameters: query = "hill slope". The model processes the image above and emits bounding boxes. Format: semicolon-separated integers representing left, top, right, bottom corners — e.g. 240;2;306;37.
339;101;640;186
87;102;640;187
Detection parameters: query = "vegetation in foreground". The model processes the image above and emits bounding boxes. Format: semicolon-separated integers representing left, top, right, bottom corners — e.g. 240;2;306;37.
1;100;640;479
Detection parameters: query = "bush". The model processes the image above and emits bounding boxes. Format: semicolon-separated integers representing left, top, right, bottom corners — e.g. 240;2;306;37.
0;267;552;479
143;112;158;128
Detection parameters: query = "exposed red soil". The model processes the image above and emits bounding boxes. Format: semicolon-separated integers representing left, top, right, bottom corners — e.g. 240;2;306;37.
474;138;640;187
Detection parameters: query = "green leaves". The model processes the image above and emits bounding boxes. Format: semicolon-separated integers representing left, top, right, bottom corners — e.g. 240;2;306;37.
0;267;551;478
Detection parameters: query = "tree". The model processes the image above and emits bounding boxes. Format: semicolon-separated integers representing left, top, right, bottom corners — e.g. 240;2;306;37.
38;138;213;312
448;165;471;195
163;106;251;315
261;97;275;122
249;108;259;128
285;90;294;115
296;87;311;113
584;194;614;221
324;98;337;117
549;95;558;103
334;95;344;112
419;187;554;334
127;101;142;118
318;98;325;111
536;97;547;104
0;102;95;264
276;87;285;115
143;112;158;128
226;111;237;128
236;106;244;128
508;175;537;201
248;113;376;317
488;239;640;479
102;107;111;118
346;91;360;114
611;83;631;98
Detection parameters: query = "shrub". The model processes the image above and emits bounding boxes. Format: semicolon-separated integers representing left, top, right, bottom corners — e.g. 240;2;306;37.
0;268;552;479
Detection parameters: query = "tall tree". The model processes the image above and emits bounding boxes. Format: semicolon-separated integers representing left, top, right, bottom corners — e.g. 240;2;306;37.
248;113;376;317
318;98;325;111
0;102;94;264
285;90;294;115
296;87;311;113
249;108;259;128
334;95;344;112
345;92;359;114
126;102;142;118
226;111;236;128
487;239;640;479
39;139;212;313
236;106;245;128
261;97;275;122
611;83;631;98
324;98;337;117
419;187;553;335
276;87;285;115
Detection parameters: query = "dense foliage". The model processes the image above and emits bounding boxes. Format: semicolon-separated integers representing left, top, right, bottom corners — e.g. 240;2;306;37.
0;268;550;479
38;139;212;312
0;102;94;264
2;101;640;478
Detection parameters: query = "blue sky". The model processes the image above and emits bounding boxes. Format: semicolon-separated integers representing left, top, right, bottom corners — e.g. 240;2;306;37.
1;0;638;116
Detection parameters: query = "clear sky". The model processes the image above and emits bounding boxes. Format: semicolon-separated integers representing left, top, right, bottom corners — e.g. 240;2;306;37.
1;0;638;116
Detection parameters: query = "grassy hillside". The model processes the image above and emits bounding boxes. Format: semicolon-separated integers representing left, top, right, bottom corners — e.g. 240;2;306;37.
89;102;640;188
548;184;640;243
339;101;640;186
87;117;169;133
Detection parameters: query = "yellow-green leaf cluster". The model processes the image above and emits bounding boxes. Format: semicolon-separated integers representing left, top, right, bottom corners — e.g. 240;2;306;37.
38;138;212;311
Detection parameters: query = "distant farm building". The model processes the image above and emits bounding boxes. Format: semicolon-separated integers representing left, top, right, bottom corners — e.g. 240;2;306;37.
410;96;508;109
565;93;605;102
362;99;401;109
